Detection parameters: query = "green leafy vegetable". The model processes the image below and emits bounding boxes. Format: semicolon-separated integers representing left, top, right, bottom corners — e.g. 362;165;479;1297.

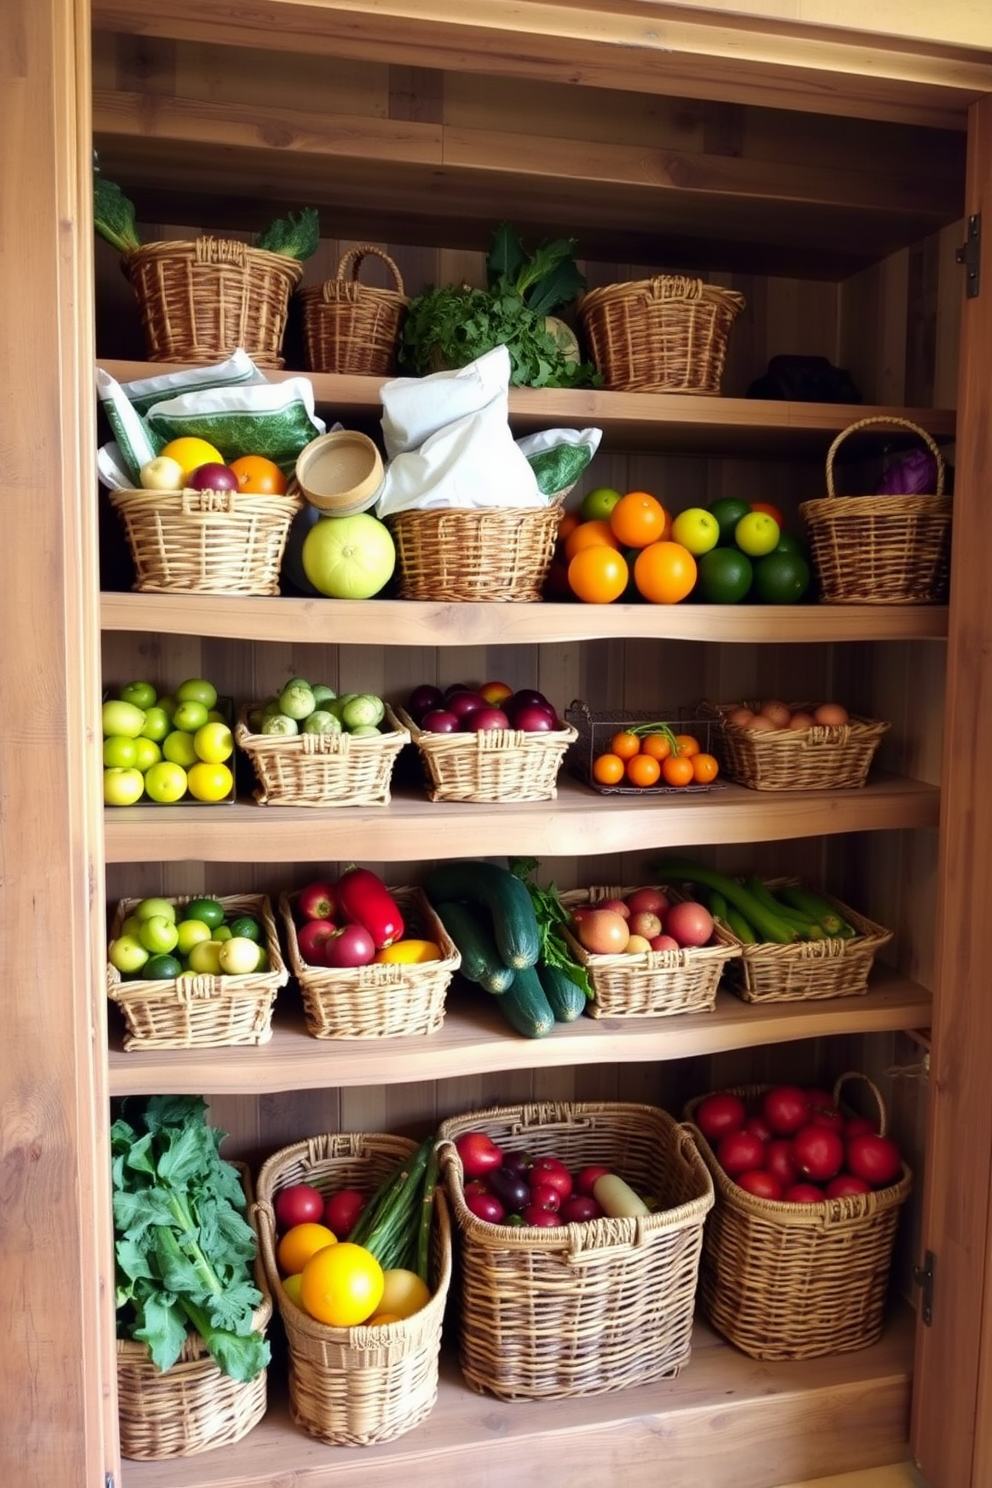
255;207;320;260
510;857;594;999
112;1095;270;1383
93;175;142;255
348;1136;437;1281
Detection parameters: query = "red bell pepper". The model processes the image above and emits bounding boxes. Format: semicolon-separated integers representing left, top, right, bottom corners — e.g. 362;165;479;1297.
335;866;404;949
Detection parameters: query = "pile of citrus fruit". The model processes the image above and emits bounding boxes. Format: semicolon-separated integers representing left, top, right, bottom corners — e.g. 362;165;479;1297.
102;676;235;805
548;487;811;605
138;436;289;496
592;723;720;790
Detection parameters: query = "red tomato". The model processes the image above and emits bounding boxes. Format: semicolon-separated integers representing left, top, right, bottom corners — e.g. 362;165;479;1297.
737;1169;783;1201
575;1164;611;1197
695;1091;747;1143
846;1133;903;1188
275;1182;325;1229
323;1188;366;1239
791;1123;845;1182
455;1131;504;1178
717;1129;767;1178
808;1107;845;1133
783;1183;825;1203
762;1085;813;1136
844;1116;879;1139
825;1174;872;1199
765;1138;800;1190
528;1156;573;1201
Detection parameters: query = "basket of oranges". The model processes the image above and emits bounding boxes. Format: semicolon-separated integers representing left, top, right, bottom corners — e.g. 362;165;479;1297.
565;702;724;794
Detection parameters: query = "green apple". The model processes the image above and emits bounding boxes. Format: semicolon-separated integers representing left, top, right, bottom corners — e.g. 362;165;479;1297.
138;915;180;955
108;934;150;975
132;737;162;773
211;924;233;943
103;735;139;769
119;680;157;710
162;730;199;767
139;706;172;743
172;700;209;733
103;767;144;806
120;914;143;938
102;699;146;739
143;761;188;803
176;678;219;710
134;897;177;924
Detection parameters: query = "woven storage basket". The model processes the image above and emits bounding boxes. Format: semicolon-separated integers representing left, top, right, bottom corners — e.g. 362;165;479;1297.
716;878;893;1004
235;703;409;807
437;1101;713;1400
577;274;746;394
399;706;577;803
700;699;890;791
559;885;741;1018
684;1073;912;1359
385;499;565;602
106;893;288;1050
301;246;409;376
121;237;304;368
109;485;302;596
800;416;951;604
254;1132;452;1446
117;1163;272;1459
279;885;461;1038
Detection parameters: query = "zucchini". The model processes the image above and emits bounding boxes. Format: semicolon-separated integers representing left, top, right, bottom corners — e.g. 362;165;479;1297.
425;860;541;969
496;965;556;1039
705;888;729;921
744;877;825;939
724;906;758;944
537;963;587;1023
433;899;514;993
774;886;851;938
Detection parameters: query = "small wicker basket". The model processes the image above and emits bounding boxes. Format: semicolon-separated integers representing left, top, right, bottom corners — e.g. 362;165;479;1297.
800;416;951;604
235;704;410;807
109;485;303;596
301;246;409;376
559;885;741;1018
700;700;890;791
117;1164;272;1460
279;885;461;1038
399;707;577;803
385;500;564;602
122;237;304;368
107;893;288;1050
684;1073;913;1359
254;1132;452;1447
438;1102;713;1400
577;274;746;394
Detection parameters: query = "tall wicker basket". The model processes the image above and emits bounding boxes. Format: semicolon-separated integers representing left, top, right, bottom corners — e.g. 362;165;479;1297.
301;246;409;375
577;274;746;394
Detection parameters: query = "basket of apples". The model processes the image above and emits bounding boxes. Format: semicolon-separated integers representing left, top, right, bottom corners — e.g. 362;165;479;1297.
684;1073;913;1360
558;884;741;1018
398;680;578;803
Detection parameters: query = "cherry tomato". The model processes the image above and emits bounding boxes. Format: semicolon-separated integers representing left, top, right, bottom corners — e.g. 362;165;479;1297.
275;1183;325;1230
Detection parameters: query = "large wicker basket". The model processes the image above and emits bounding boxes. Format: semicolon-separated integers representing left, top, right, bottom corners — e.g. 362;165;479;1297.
254;1133;452;1447
385;501;564;602
122;237;304;368
106;893;288;1050
684;1074;912;1359
700;700;890;791
800;416;951;604
235;703;409;807
117;1163;272;1460
577;274;746;394
399;707;577;803
437;1101;713;1400
279;885;461;1038
109;485;302;596
301;246;409;376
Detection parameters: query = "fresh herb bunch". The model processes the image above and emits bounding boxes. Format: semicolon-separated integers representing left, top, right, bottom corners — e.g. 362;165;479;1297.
255;207;320;260
93;174;142;255
510;857;594;999
112;1095;270;1383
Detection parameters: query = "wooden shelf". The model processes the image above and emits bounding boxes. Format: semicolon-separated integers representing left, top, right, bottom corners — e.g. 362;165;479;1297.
117;1307;914;1488
107;970;932;1096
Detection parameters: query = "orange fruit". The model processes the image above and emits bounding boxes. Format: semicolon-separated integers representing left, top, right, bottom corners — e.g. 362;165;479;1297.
564;520;621;563
633;541;697;604
750;501;785;528
692;753;720;783
593;752;626;785
567;545;628;604
661;755;695;786
277;1222;338;1276
610;730;642;760
609;491;669;549
640;732;672;761
300;1241;384;1327
228;454;288;495
626;753;661;787
557;511;581;543
672;734;701;758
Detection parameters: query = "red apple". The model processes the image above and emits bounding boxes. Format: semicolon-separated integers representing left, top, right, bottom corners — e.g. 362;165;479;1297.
597;898;631;918
298;880;339;922
628;910;663;940
420;708;460;733
463;706;511;731
559;1195;603;1223
575;1164;611;1197
649;934;680;952
446;691;487;720
665;900;715;947
513;705;559;732
625;886;669;918
406;683;444;722
322;924;376;968
297;918;338;965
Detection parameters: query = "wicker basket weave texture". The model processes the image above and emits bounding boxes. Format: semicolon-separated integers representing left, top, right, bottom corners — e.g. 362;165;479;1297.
577;274;746;394
122;237;304;368
701;700;891;791
254;1133;452;1447
684;1074;912;1359
399;707;577;803
116;1163;272;1460
437;1101;714;1400
235;703;409;807
301;245;409;376
386;500;564;602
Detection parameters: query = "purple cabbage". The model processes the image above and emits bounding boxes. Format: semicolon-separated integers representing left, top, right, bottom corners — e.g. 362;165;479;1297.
874;448;939;496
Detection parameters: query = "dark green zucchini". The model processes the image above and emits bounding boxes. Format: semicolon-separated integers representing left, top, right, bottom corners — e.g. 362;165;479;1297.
433;899;514;993
425;861;541;969
537;963;587;1023
495;965;556;1039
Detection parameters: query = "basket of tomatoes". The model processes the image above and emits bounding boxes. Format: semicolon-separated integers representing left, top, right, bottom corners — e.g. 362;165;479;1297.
565;701;723;794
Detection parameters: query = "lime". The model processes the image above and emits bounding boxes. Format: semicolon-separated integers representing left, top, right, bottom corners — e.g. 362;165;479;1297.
132;737;163;773
162;730;199;768
707;497;753;545
103;735;139;769
212;925;234;943
229;915;262;942
176;677;219;710
254;948;270;973
135;897;177;924
734;511;781;558
143;953;183;980
579;486;623;522
139;706;172;743
175;918;213;956
753;550;811;604
119;680;157;710
102;699;146;739
695;547;754;603
671;507;721;556
172;700;210;733
183;897;226;928
341;693;385;730
772;532;807;557
193;721;234;763
143;760;188;802
187;940;224;975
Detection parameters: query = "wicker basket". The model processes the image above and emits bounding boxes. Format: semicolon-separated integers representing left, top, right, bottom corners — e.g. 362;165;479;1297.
279;885;461;1038
577;274;746;394
109;485;302;596
800;417;951;604
254;1132;452;1446
684;1073;913;1359
559;885;741;1018
117;1164;272;1459
301;246;409;376
437;1101;713;1400
700;699;890;791
235;704;410;807
399;706;577;803
106;893;288;1050
122;237;304;368
385;500;564;602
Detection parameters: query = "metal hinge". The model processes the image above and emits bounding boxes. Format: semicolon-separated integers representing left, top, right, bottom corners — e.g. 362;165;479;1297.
913;1249;936;1326
956;214;981;298
106;1474;115;1488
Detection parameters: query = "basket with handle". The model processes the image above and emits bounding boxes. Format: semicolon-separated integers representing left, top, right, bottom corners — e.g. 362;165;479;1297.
301;245;409;376
684;1072;912;1359
800;416;951;604
577;274;746;394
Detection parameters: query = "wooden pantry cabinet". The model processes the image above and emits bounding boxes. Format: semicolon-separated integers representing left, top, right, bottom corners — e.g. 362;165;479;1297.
5;3;992;1487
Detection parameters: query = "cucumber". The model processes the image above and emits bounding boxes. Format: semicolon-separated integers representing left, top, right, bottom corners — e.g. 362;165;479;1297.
433;899;514;993
425;860;541;969
744;877;825;939
537;963;587;1022
774;886;851;938
496;965;556;1039
724;906;758;944
705;889;729;921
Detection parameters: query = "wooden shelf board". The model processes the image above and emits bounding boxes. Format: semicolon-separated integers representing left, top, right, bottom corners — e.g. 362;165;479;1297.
117;1306;914;1488
107;970;932;1096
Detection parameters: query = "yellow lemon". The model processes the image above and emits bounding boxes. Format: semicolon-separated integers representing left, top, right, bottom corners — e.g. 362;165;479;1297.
377;1268;432;1320
158;436;225;484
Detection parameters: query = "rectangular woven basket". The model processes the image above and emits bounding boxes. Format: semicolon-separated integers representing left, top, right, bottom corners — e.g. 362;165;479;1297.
279;885;461;1038
684;1074;912;1359
253;1132;452;1447
559;885;741;1018
109;485;303;596
699;700;890;791
117;1163;272;1460
399;706;577;803
301;245;409;376
385;501;564;602
106;893;288;1050
437;1101;713;1400
577;274;746;394
235;703;410;806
